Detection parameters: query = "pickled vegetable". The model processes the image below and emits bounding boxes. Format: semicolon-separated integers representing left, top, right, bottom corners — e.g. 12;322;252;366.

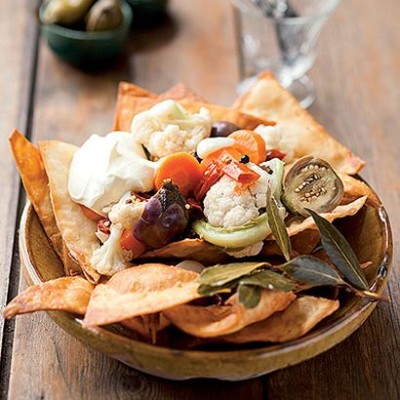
229;130;267;164
134;180;189;248
282;156;344;217
192;214;271;248
210;121;240;137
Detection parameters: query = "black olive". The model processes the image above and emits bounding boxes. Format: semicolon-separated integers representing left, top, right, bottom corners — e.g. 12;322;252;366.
210;121;240;137
240;154;250;164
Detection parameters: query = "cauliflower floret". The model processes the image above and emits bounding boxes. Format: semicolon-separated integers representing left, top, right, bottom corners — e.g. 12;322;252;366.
203;164;270;228
255;123;294;162
91;192;146;276
131;100;212;158
90;224;131;276
203;175;259;228
108;192;145;230
225;241;264;258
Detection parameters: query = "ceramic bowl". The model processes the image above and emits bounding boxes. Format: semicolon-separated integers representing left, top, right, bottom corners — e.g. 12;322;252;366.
39;1;133;69
125;0;168;24
19;181;392;380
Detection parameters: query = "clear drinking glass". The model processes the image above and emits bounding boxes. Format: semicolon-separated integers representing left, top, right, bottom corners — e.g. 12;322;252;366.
233;0;340;107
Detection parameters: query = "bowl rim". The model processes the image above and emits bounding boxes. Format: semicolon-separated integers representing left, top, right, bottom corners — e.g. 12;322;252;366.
19;178;393;361
39;0;133;40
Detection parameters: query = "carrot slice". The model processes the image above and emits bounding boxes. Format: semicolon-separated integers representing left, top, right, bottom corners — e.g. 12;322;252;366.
222;162;260;187
201;147;242;169
154;152;203;196
229;130;267;164
196;147;260;200
120;229;146;258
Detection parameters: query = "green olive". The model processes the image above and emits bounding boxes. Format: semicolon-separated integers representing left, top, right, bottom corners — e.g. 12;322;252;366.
192;214;271;248
86;0;123;31
282;156;344;217
42;0;94;25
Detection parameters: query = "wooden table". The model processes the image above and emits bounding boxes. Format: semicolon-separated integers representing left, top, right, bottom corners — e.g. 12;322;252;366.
1;0;399;398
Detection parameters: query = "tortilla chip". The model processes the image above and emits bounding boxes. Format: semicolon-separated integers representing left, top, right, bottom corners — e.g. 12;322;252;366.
158;83;208;103
3;276;93;319
340;174;380;207
113;84;275;132
262;229;321;258
118;81;157;98
62;241;83;276
163;290;295;338
39;141;100;283
221;296;339;343
120;314;171;341
9;130;63;258
141;238;229;264
234;72;365;175
83;264;202;327
285;196;367;237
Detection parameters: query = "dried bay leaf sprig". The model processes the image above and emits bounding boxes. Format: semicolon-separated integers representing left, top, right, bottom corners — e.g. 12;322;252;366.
197;262;295;306
279;255;388;302
238;284;262;309
199;262;269;287
266;186;291;261
279;255;347;288
306;209;369;290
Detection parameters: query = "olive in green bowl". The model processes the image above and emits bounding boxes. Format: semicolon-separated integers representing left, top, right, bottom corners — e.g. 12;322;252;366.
39;1;133;69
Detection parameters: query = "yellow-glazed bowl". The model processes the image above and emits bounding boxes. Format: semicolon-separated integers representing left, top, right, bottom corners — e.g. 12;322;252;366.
19;181;392;380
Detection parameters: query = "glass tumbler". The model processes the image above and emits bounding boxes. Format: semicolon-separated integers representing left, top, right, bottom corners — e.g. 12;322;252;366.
233;0;340;107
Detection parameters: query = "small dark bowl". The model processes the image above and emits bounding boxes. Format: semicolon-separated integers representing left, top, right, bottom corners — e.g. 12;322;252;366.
39;1;133;69
125;0;168;25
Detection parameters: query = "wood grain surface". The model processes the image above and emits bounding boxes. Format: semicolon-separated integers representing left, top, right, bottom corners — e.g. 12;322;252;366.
1;0;399;399
0;2;40;397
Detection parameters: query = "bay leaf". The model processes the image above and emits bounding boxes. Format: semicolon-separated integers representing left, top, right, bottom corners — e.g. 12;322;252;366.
197;280;238;296
199;262;269;287
238;284;262;309
266;186;291;261
307;209;369;290
279;255;348;288
240;269;295;292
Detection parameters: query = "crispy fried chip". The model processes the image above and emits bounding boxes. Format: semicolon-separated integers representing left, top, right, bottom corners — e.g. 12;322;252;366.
234;72;365;175
285;196;367;237
262;228;321;257
39;141;100;283
83;264;202;327
9;130;63;258
113;82;156;130
118;81;157;98
221;296;339;343
141;239;229;264
112;82;274;132
158;83;208;103
340;173;380;207
120;314;171;341
3;277;93;319
163;290;296;338
62;241;83;276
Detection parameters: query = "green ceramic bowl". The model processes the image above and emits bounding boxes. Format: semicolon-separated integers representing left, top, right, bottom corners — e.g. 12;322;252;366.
39;1;133;69
19;181;392;380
